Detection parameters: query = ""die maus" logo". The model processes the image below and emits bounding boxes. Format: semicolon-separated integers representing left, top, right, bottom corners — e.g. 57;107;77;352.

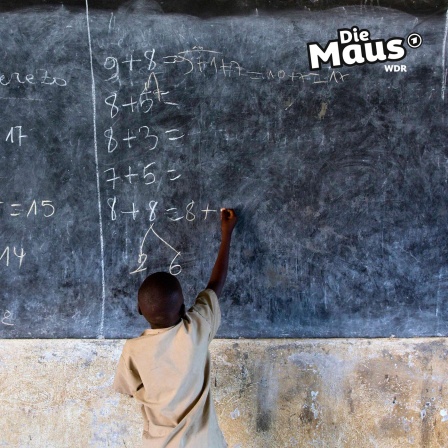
307;27;422;70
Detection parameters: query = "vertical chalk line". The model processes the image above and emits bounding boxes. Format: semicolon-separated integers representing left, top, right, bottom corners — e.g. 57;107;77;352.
442;9;448;101
85;0;107;339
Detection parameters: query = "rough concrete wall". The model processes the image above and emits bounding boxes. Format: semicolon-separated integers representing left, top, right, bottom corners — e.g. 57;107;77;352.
0;339;447;447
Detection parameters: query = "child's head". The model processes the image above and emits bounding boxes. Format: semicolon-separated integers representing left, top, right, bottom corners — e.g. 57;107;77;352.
138;272;185;329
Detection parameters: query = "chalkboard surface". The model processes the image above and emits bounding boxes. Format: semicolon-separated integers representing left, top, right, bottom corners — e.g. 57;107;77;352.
0;2;446;338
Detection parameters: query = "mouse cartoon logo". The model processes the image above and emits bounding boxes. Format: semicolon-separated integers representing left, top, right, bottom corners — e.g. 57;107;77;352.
307;27;422;70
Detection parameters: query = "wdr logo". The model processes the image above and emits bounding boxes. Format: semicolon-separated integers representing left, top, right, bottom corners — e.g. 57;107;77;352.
307;27;422;71
384;65;407;72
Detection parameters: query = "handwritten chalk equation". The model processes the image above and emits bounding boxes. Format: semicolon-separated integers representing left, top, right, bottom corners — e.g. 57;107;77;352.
164;47;350;84
0;200;55;218
128;202;217;274
104;164;182;190
102;47;349;94
106;198;217;222
130;223;182;275
103;50;157;85
0;246;26;268
104;126;184;153
104;87;172;118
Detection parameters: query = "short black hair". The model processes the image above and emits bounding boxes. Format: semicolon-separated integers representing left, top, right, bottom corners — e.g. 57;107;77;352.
138;272;184;326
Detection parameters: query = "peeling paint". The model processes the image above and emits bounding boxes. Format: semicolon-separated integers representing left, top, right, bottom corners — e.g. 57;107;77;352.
230;408;240;419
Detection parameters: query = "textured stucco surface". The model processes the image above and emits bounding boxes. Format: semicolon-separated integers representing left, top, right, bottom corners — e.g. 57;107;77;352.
0;338;447;447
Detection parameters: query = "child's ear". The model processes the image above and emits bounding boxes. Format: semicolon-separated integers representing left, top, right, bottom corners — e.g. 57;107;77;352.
179;303;186;318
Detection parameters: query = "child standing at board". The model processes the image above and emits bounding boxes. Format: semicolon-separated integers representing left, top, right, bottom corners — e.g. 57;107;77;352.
113;208;238;448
